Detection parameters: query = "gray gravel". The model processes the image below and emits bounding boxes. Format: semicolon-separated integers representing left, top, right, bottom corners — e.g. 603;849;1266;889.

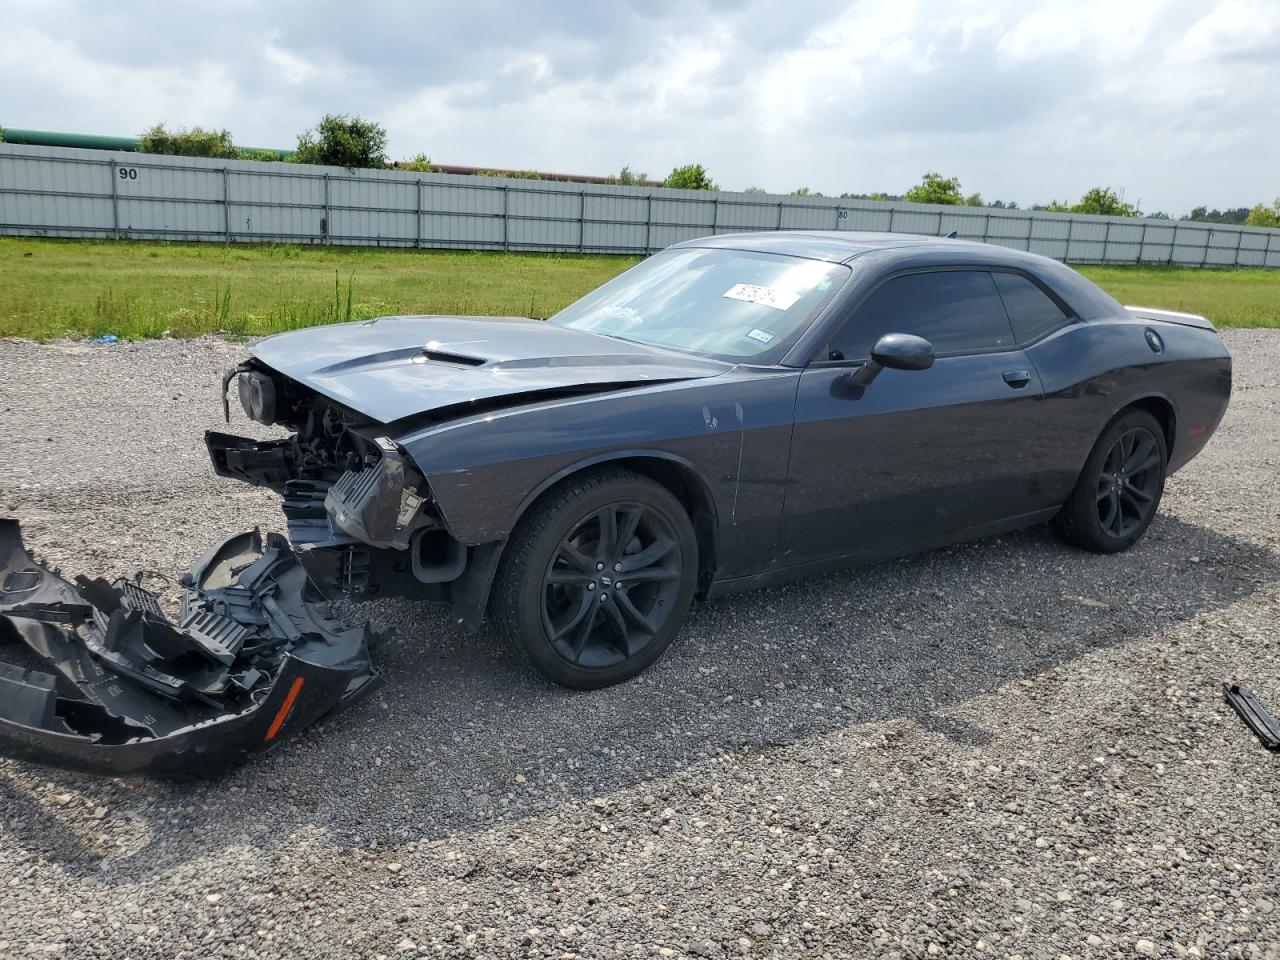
1;330;1279;960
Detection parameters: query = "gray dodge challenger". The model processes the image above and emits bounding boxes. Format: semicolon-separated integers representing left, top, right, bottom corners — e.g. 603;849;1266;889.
0;231;1231;775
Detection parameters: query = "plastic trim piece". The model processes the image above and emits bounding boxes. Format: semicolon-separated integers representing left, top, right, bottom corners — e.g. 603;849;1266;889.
1223;683;1280;752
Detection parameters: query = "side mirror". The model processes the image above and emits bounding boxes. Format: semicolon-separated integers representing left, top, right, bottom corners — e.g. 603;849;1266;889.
851;333;935;386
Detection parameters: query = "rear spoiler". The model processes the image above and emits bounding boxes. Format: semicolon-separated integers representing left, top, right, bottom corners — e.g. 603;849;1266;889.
1124;305;1215;331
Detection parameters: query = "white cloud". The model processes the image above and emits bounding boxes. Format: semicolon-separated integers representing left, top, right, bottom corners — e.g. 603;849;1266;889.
0;0;1276;214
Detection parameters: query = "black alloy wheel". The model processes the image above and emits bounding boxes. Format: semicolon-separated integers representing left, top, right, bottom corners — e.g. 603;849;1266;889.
492;467;699;689
542;502;683;668
1095;426;1162;539
1052;407;1168;554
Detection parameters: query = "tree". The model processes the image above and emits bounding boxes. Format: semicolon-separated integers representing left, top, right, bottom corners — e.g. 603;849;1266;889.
1070;186;1138;217
1246;200;1280;228
964;192;984;207
614;165;648;185
743;186;768;194
904;171;967;205
291;114;388;169
663;164;716;190
1035;189;1137;217
139;123;238;159
1186;206;1250;224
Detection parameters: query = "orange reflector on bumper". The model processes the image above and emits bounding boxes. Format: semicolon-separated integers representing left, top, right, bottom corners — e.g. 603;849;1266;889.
265;677;305;741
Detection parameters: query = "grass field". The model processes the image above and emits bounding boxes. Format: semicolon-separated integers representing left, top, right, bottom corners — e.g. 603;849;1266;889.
1;237;1277;341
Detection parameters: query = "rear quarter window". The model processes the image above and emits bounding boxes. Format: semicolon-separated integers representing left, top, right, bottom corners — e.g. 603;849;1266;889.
994;272;1072;344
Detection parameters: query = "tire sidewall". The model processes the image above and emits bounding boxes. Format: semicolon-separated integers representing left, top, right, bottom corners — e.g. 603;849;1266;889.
511;475;698;689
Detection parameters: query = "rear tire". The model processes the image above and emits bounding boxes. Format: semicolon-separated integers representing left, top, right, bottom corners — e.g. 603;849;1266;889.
491;467;698;689
1051;408;1167;554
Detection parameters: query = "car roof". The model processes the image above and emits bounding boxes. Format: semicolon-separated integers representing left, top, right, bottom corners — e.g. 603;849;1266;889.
669;229;1124;322
670;230;937;263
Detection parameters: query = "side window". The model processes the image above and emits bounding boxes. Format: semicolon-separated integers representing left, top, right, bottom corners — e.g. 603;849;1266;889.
993;272;1071;344
827;270;1015;361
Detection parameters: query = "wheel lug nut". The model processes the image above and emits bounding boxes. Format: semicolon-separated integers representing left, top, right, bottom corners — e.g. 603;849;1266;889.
599;593;608;602
587;582;596;591
596;562;605;571
614;563;623;572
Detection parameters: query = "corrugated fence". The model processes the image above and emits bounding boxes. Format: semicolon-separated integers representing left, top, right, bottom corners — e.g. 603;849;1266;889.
2;143;1277;268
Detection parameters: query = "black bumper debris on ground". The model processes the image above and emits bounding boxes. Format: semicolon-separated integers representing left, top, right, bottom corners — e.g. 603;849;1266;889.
1223;682;1280;751
0;519;380;778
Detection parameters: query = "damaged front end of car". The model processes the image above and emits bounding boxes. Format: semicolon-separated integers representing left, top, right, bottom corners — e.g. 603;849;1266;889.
207;359;476;614
0;520;380;778
0;351;491;779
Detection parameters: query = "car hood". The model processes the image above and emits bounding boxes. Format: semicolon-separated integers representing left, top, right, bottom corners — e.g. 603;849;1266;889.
250;315;730;424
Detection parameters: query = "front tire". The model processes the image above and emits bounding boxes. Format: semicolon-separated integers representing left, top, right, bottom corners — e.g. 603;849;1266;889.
1051;408;1167;553
491;467;699;689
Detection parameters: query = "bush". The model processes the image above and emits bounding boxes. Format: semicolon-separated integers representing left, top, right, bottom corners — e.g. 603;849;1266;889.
291;114;388;169
614;165;648;185
236;148;283;163
1246;200;1280;229
663;164;716;190
397;153;434;172
138;123;238;159
475;169;541;179
791;187;824;197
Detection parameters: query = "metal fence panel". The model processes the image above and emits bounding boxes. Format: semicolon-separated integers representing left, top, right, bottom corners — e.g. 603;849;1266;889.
0;142;1276;269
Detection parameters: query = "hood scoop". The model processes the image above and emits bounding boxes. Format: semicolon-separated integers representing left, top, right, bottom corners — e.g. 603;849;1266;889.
421;348;485;366
313;345;487;377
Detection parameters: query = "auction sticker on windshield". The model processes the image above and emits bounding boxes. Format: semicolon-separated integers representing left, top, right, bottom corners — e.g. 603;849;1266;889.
722;283;801;311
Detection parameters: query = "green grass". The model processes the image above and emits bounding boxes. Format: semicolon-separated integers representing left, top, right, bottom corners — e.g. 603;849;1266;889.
0;238;1276;341
1077;265;1280;328
0;239;640;341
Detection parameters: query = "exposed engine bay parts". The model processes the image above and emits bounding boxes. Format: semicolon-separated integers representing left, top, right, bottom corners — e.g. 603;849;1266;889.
0;519;379;778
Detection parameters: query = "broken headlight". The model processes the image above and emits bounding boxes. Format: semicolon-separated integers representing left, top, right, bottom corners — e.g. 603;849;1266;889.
238;369;280;425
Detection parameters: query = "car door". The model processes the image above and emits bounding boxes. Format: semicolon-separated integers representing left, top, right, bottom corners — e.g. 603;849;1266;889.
779;268;1049;565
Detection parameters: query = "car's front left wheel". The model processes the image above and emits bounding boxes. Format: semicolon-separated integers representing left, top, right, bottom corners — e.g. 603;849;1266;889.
491;467;699;689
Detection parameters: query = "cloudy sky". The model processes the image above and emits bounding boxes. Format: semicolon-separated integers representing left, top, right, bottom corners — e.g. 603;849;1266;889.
3;0;1277;215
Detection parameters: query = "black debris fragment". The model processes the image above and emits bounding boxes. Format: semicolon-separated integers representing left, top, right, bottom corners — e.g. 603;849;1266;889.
1223;682;1280;752
0;518;380;778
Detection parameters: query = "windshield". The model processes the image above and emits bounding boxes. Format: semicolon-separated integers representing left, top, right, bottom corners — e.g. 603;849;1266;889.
548;248;849;361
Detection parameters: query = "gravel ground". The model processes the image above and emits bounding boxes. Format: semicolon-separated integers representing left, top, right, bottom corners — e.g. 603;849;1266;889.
1;330;1278;960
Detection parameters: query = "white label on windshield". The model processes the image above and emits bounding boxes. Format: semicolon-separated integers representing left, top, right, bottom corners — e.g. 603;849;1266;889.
722;283;800;311
746;328;775;344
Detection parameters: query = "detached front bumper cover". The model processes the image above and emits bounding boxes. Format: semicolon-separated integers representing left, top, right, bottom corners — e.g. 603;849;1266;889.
0;519;380;778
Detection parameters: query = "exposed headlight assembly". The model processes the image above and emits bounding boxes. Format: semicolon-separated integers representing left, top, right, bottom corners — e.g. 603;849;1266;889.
237;369;279;425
